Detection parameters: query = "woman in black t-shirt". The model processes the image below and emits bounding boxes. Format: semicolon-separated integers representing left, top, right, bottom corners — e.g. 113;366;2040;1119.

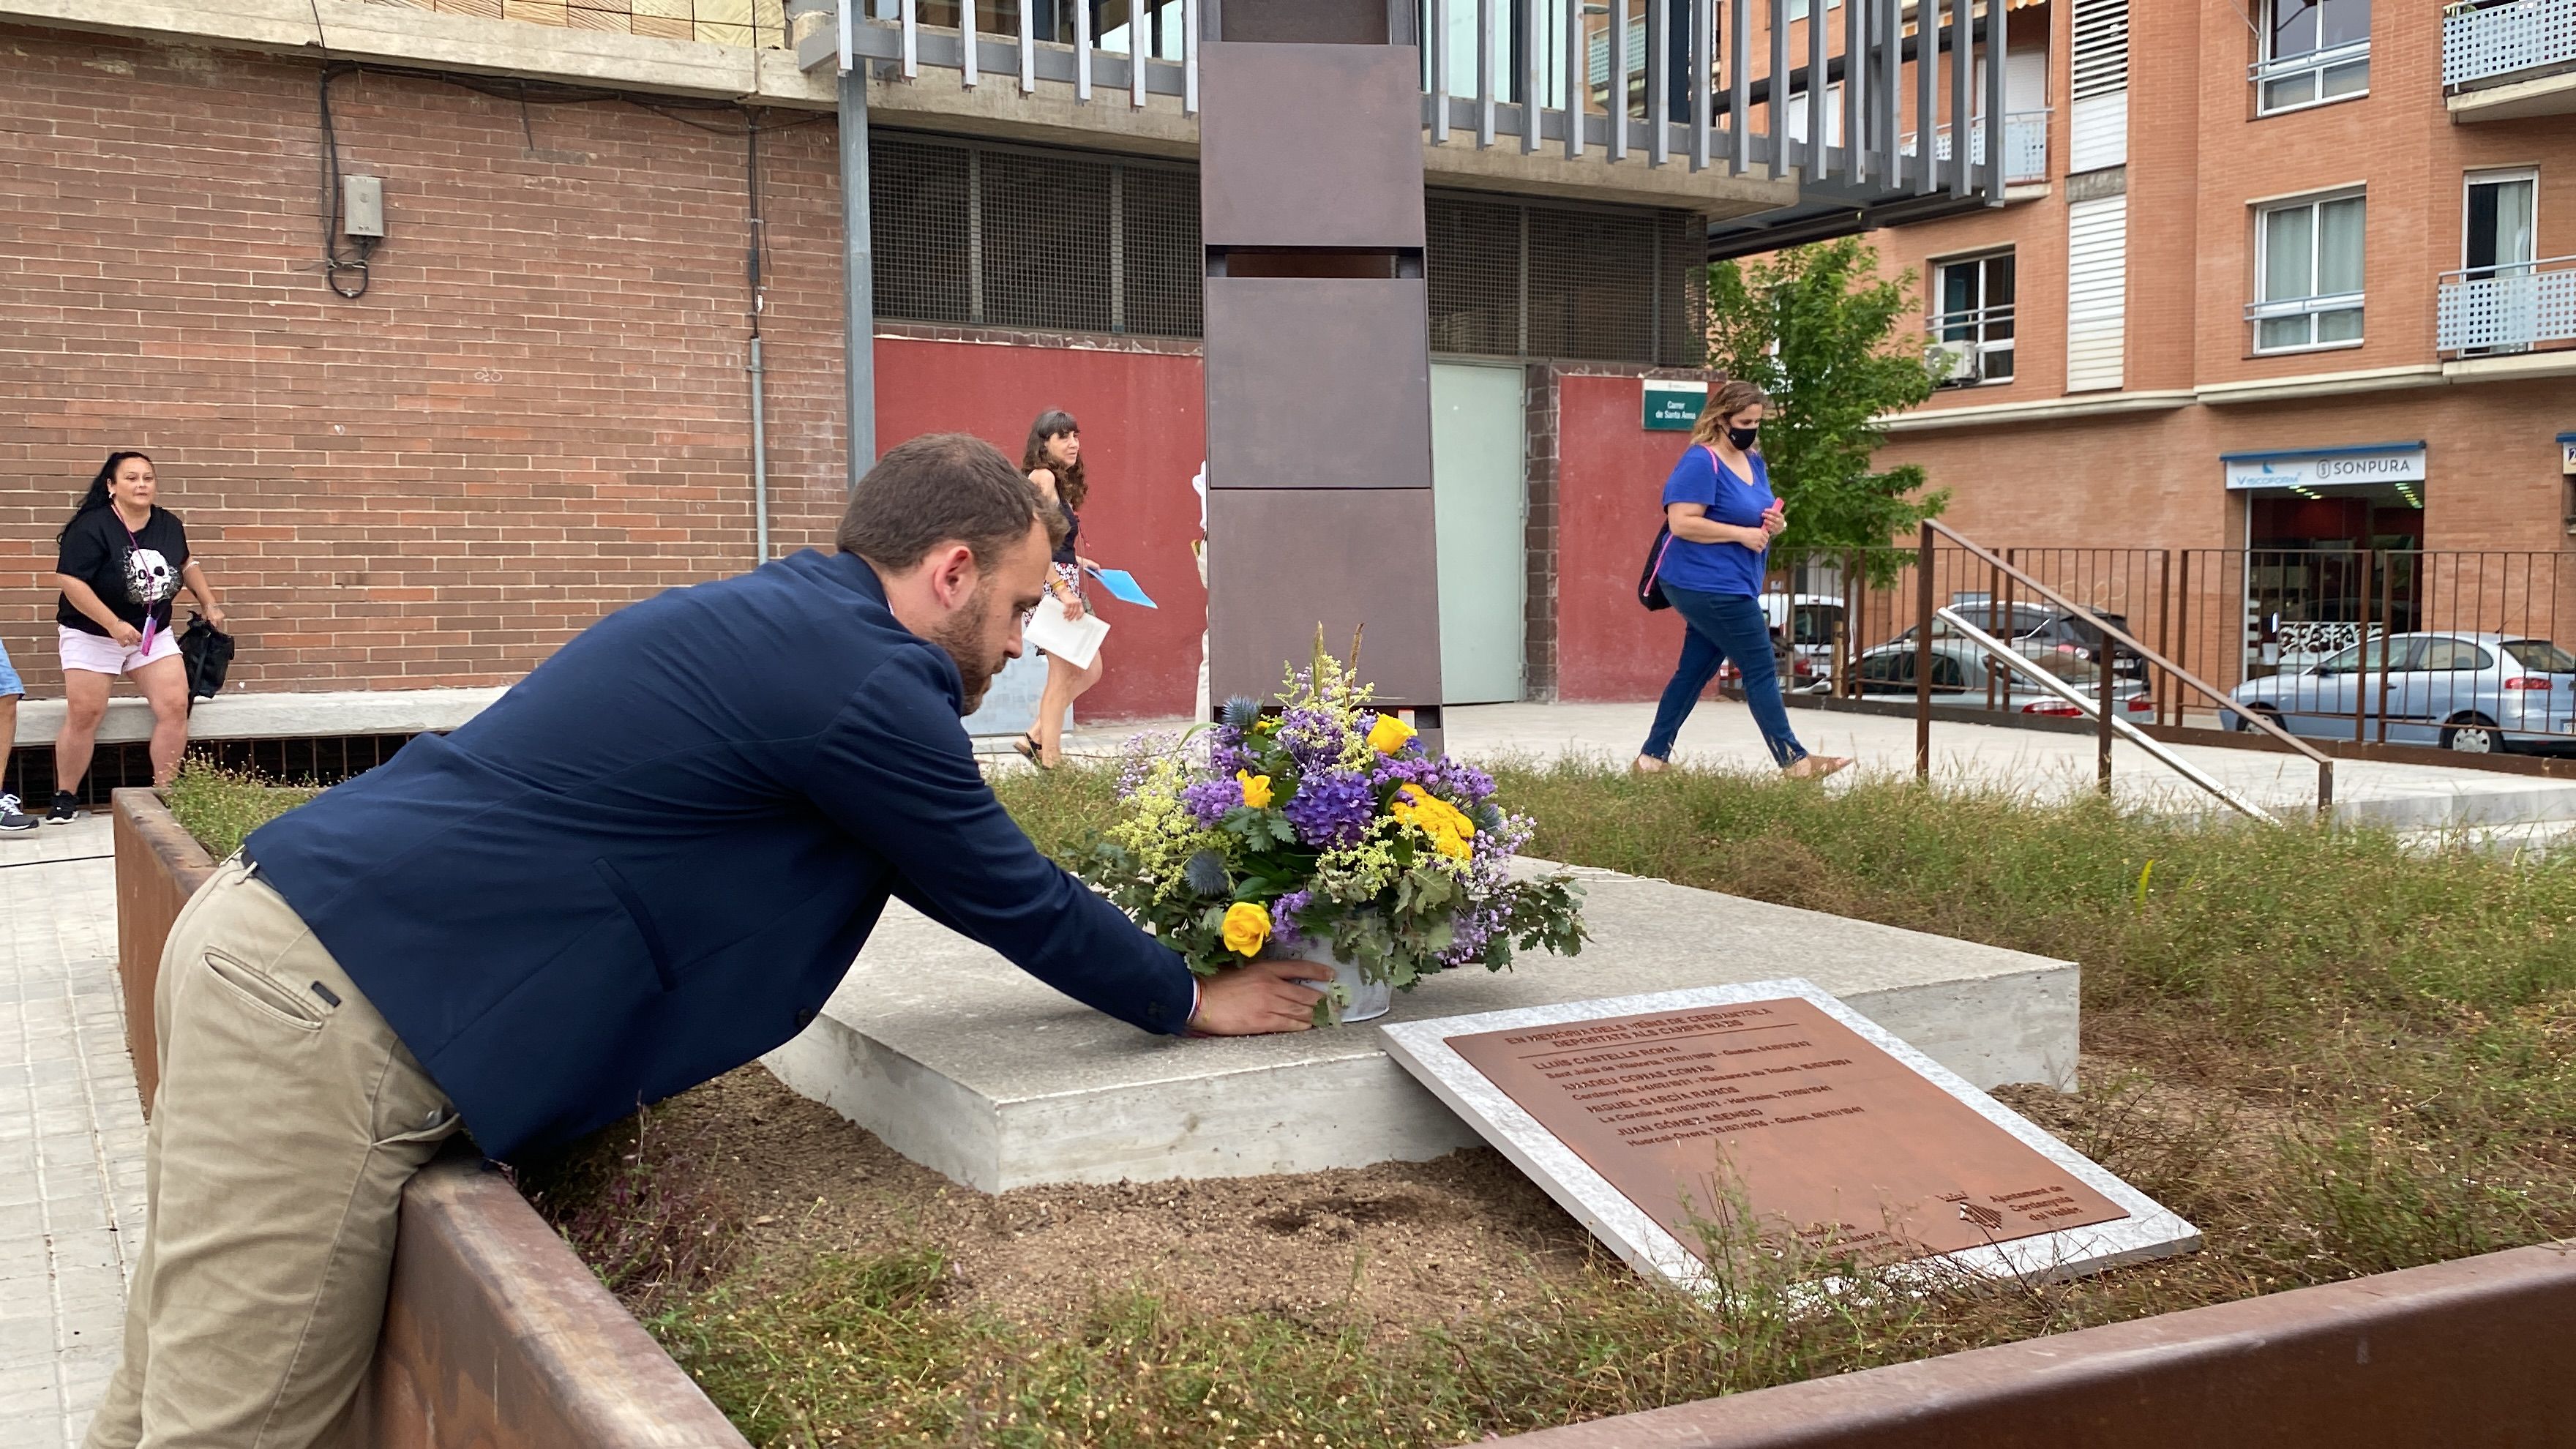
48;452;227;820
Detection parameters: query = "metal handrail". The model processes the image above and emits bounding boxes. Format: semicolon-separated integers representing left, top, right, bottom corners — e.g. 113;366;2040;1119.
1920;520;2334;816
2438;252;2576;284
1935;609;2282;825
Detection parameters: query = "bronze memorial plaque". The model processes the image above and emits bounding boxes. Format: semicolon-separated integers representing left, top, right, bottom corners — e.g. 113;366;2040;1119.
1442;997;2130;1262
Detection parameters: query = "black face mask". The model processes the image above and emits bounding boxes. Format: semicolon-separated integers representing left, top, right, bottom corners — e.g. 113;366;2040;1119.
1725;424;1760;451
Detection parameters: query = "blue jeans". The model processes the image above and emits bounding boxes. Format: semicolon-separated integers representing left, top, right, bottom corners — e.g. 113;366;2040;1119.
1640;586;1808;766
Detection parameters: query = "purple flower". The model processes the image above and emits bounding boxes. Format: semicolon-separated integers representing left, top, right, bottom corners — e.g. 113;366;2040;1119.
1368;755;1494;809
1272;888;1315;951
1274;706;1355;775
1180;776;1243;825
1283;768;1374;847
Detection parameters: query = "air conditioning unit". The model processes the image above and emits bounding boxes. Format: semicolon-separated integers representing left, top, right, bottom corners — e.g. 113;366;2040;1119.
1926;343;1980;385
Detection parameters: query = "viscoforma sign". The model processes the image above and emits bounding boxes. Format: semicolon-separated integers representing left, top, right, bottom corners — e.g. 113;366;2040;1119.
2224;443;2427;491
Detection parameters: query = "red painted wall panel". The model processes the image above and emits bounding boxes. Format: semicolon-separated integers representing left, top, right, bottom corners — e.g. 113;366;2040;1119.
875;338;1208;722
1556;374;1693;703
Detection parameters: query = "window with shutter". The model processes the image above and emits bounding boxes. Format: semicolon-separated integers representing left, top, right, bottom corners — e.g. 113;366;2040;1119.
2069;0;2127;173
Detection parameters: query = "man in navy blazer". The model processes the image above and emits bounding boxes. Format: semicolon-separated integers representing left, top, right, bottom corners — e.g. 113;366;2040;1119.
89;434;1331;1449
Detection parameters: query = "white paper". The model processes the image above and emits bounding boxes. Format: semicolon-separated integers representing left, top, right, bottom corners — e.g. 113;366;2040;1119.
1024;604;1110;670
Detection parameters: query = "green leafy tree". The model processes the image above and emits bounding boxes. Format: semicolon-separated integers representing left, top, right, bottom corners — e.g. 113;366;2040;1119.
1705;236;1947;569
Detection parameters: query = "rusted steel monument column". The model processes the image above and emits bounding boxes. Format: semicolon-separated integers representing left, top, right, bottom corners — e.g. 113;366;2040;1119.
1197;41;1445;752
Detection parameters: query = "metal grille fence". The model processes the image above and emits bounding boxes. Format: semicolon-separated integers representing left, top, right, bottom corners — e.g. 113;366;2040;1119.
1426;191;1706;365
868;141;1697;358
1765;543;2576;760
869;130;1199;338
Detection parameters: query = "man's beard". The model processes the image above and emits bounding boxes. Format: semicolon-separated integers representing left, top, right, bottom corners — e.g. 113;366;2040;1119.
926;585;1006;715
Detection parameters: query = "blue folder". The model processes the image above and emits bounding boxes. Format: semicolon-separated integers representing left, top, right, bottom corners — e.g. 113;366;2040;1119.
1085;566;1158;609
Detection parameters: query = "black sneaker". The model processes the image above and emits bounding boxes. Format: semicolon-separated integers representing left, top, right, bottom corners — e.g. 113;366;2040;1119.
46;791;82;824
0;794;34;832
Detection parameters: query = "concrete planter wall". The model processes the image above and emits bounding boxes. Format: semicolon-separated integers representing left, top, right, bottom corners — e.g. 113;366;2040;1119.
108;789;749;1449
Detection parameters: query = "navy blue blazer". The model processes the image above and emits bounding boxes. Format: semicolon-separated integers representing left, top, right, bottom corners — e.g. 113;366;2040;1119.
244;549;1196;1160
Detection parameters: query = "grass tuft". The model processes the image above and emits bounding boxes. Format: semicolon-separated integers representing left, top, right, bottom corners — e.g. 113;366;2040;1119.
164;761;317;858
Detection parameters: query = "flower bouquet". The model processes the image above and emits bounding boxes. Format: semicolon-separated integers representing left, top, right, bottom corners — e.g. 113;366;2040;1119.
1082;645;1587;1025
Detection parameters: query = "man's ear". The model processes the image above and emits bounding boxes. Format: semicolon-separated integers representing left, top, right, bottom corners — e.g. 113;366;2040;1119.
926;542;978;610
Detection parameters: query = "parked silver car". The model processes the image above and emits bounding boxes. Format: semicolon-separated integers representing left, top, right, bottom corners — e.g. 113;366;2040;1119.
1852;637;2156;719
2221;632;2576;754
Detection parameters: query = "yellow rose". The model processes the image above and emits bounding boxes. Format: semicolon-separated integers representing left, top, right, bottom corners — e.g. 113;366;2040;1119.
1221;901;1272;957
1366;713;1417;755
1238;770;1274;809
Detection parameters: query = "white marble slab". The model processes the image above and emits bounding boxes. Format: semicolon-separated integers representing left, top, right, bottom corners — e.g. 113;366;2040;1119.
1379;978;2198;1290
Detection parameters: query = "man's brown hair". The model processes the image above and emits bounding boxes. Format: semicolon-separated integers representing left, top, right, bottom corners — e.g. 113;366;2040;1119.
836;433;1068;571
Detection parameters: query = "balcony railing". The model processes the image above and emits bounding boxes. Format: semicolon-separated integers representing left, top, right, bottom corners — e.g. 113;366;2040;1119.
2248;37;2370;113
1901;110;2049;186
2245;291;2366;353
1926;304;2015;386
2444;0;2576;89
795;0;2005;245
2438;255;2576;353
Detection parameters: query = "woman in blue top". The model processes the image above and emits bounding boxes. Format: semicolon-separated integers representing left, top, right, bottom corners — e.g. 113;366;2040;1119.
1636;381;1851;779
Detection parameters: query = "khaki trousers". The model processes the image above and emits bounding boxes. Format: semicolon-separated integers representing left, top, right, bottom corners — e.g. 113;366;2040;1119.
86;861;460;1449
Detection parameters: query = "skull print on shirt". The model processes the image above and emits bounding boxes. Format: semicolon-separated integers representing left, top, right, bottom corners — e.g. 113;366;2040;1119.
124;546;176;610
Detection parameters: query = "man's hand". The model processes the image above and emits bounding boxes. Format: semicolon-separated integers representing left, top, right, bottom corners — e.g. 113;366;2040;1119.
1188;959;1336;1035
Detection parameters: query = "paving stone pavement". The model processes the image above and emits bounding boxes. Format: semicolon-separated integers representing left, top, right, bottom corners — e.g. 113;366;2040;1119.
0;814;141;1449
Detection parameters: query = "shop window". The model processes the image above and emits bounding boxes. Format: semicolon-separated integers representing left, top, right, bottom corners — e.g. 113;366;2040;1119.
2250;192;2365;353
1930;250;2015;385
2253;0;2368;115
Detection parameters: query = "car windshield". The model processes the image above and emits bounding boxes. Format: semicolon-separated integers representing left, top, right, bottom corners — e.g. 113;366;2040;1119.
2506;640;2576;673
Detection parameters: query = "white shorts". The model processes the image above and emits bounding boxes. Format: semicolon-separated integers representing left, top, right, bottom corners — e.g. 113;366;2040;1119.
59;623;181;677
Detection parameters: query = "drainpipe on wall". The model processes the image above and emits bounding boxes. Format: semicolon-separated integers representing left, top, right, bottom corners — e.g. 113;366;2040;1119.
746;121;772;563
837;0;877;490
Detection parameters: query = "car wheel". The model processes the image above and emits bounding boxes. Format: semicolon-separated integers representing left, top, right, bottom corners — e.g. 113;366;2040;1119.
2442;715;2501;754
2236;705;2280;734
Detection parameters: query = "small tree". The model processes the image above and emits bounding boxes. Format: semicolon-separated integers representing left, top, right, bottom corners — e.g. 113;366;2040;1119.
1704;236;1947;568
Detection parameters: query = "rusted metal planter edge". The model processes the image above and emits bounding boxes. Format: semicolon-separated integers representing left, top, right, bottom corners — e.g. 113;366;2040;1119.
1491;1240;2576;1449
369;1149;750;1448
109;790;746;1448
111;787;215;1109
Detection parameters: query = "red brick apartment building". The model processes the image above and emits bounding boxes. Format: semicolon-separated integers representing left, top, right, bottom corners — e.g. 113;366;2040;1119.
1867;0;2576;633
1;0;2004;799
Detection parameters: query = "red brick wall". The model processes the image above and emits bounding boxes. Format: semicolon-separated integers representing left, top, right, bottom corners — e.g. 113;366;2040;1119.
0;26;853;699
0;26;1221;722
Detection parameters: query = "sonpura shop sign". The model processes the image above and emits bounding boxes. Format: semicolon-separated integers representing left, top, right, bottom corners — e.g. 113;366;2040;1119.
2223;442;2426;492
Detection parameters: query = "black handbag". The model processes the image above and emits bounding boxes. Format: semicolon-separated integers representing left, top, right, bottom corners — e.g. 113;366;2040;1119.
1637;525;1675;611
179;613;236;701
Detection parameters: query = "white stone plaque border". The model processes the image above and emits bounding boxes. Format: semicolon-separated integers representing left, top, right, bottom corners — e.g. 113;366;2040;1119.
1379;978;2199;1289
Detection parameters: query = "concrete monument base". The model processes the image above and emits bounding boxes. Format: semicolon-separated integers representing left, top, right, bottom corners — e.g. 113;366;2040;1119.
762;862;2081;1193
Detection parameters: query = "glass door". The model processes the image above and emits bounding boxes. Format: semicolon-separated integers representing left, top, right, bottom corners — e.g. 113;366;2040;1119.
2465;171;2539;353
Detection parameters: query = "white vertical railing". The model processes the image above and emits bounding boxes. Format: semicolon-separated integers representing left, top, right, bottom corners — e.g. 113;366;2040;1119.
787;0;1996;211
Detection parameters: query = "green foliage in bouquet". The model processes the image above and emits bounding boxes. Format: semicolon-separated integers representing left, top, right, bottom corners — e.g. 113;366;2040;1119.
1081;645;1587;1000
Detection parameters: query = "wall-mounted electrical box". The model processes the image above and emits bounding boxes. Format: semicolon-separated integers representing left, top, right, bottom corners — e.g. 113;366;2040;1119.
342;176;384;239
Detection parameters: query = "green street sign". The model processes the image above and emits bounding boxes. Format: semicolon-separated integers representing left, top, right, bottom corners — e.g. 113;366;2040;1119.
1642;379;1707;431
